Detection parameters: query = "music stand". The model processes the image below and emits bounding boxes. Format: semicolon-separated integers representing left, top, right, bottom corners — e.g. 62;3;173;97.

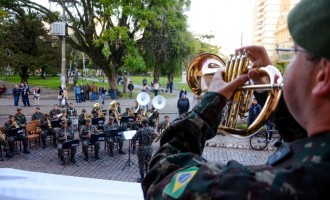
8;127;25;156
121;130;138;170
51;120;61;128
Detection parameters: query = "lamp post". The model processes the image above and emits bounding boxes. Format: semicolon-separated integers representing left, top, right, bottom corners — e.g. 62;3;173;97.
60;0;68;89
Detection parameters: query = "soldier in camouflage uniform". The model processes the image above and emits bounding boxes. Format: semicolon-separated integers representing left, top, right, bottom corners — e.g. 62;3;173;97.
132;118;157;182
60;110;72;127
56;119;76;165
40;113;56;149
66;102;77;117
78;108;88;131
104;116;125;156
49;104;61;120
31;107;44;121
79;118;100;161
147;105;159;128
0;129;12;159
4;115;30;154
156;115;170;134
14;108;27;126
142;1;330;198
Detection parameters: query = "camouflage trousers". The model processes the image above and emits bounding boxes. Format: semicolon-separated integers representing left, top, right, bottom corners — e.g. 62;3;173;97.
0;138;9;151
137;146;153;178
82;139;100;155
57;143;77;158
7;135;28;151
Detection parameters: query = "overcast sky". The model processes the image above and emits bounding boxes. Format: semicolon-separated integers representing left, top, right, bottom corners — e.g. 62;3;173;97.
33;0;255;55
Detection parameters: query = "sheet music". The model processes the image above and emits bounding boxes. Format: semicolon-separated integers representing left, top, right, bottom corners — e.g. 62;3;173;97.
121;130;137;140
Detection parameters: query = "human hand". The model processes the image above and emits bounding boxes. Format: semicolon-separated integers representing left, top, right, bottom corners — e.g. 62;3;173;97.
236;45;272;67
208;71;249;99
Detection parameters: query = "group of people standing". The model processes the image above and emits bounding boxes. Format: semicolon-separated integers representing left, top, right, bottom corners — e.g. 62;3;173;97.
12;82;41;108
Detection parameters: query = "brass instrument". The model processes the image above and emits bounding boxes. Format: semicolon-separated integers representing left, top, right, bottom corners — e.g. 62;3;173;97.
109;101;122;122
12;121;19;128
187;52;283;137
47;118;52;129
0;130;6;141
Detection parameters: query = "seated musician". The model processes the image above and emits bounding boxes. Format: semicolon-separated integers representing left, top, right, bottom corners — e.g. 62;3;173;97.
49;104;61;120
139;107;148;118
104;116;126;156
131;115;142;154
93;108;106;131
4;115;30;154
78;109;88;131
56;119;76;165
108;108;119;125
79;118;100;161
14;107;27;126
132;100;140;116
0;128;12;159
157;115;170;134
60;110;72;127
122;107;134;117
147;105;159;128
66;103;77;117
91;103;100;116
31;107;44;121
40;113;56;149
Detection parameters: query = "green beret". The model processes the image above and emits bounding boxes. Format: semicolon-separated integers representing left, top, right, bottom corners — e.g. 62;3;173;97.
288;0;330;59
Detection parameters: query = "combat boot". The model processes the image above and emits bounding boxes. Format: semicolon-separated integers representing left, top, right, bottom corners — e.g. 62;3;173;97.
23;148;30;154
84;152;89;162
109;148;114;157
119;149;126;154
95;151;100;160
60;156;65;165
42;141;46;149
5;150;13;158
70;155;76;164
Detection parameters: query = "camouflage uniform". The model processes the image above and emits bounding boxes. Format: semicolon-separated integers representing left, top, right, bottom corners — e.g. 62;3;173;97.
140;92;327;199
104;121;125;156
14;113;27;125
40;115;56;148
78;113;87;131
4;120;30;154
132;123;157;182
0;130;12;159
148;109;159;128
66;107;77;117
31;111;44;121
49;109;61;120
79;124;100;161
56;125;76;164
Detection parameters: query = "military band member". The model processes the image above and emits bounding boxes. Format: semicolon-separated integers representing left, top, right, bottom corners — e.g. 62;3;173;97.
66;103;77;117
14;108;27;126
4;115;30;154
0;129;12;159
40;113;56;149
131;118;157;182
104;116;125;156
56;119;76;165
31;107;44;121
60;110;72;127
79;118;100;161
132;100;140;116
78;109;88;131
157;115;170;134
147;105;159;128
49;104;61;120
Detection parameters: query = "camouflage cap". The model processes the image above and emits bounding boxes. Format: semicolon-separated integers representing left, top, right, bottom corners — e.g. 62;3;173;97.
86;118;92;122
17;107;22;111
109;116;115;120
61;119;68;125
82;109;87;112
61;110;67;113
141;118;148;124
288;0;330;59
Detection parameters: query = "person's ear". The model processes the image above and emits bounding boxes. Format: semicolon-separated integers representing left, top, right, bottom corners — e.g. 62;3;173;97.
312;58;330;97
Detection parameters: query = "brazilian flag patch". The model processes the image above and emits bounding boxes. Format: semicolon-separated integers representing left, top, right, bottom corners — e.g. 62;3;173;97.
163;166;199;199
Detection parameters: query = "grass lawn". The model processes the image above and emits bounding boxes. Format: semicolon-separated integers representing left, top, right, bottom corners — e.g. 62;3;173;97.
0;74;190;98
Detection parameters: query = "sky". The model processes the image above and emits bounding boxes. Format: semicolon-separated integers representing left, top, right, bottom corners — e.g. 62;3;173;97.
32;0;255;55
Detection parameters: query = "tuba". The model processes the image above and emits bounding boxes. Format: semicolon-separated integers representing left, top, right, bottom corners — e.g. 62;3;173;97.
187;52;283;137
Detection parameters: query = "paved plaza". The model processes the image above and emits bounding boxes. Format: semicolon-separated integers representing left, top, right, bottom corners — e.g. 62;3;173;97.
0;81;274;183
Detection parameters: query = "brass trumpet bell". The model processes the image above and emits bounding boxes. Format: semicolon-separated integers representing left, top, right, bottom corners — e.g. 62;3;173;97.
187;52;283;137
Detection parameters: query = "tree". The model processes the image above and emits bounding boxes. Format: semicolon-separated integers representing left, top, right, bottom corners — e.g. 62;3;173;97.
0;3;60;82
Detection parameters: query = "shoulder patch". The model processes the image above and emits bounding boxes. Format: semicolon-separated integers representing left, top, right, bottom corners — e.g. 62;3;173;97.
163;166;199;199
